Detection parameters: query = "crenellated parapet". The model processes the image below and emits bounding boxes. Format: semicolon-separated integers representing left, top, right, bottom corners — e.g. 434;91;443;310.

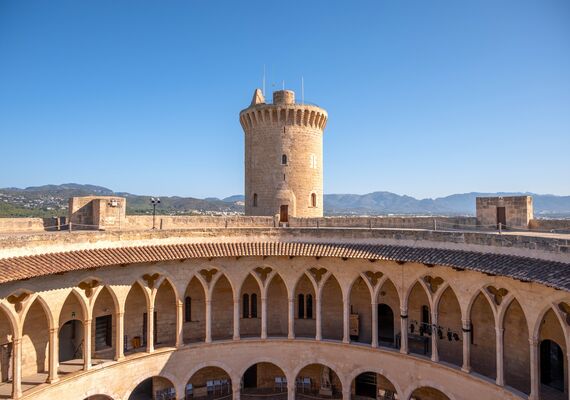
239;103;328;131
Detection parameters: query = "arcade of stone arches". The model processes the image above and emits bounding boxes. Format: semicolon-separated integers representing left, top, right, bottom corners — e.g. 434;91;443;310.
0;256;569;400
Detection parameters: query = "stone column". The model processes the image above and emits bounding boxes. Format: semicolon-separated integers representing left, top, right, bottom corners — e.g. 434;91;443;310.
233;298;240;340
342;296;350;344
261;296;268;339
342;386;351;400
288;297;295;339
431;312;439;362
461;319;471;373
12;337;22;399
146;307;154;353
400;308;409;354
83;319;92;371
48;327;59;382
232;385;241;400
316;291;322;341
495;327;504;386
529;337;540;400
115;312;124;360
287;379;295;400
176;301;184;348
205;299;212;343
371;301;378;348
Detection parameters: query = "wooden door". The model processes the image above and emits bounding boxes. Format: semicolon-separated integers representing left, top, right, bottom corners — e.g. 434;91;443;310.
279;205;289;223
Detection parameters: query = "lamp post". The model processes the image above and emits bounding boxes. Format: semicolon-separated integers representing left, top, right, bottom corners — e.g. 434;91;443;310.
150;197;161;230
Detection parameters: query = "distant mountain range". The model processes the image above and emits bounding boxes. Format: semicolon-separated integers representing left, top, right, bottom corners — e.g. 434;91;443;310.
1;184;569;218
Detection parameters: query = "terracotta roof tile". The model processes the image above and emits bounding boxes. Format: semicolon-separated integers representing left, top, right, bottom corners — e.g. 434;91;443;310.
1;241;569;291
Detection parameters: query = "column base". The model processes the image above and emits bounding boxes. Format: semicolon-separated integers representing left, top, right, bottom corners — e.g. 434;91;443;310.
114;355;125;362
48;377;59;384
233;335;240;341
461;366;471;373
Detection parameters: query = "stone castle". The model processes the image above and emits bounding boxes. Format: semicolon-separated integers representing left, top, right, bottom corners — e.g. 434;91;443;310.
0;89;569;400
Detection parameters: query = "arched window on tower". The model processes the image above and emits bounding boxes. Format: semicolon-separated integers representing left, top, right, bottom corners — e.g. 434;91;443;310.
282;154;288;165
253;193;258;207
298;294;305;319
306;294;313;319
243;293;250;318
311;193;317;208
251;293;258;318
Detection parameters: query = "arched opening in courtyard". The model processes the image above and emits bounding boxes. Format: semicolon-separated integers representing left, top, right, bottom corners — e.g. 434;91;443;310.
186;366;231;399
296;363;342;399
351;371;397;399
241;362;287;398
128;376;175;400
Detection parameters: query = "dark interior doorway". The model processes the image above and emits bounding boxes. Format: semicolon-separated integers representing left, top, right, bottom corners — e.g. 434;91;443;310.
243;365;257;388
496;206;506;228
355;372;376;398
541;339;564;391
59;319;84;362
279;205;289;223
378;304;394;344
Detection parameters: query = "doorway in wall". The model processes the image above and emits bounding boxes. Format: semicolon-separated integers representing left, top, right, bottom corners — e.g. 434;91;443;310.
279;205;289;224
378;304;394;344
496;206;506;228
540;339;564;391
59;320;84;362
355;372;376;398
242;365;257;388
142;312;158;346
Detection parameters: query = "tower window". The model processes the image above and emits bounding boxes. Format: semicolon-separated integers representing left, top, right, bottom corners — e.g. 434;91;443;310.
311;193;317;208
309;154;317;169
282;154;288;165
253;193;258;207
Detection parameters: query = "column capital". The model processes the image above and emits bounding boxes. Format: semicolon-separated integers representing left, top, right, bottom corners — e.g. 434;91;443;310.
528;337;539;346
495;327;504;335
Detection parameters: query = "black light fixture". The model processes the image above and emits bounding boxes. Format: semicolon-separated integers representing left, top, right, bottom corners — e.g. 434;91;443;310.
150;197;161;230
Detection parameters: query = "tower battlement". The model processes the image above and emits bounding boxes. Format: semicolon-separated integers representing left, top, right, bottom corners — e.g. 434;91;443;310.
239;89;328;131
240;89;328;220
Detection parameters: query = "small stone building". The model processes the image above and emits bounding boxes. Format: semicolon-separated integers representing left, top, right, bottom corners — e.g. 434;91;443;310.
476;196;533;229
69;196;126;230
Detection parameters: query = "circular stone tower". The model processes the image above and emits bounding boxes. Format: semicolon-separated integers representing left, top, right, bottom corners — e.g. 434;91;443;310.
239;88;328;220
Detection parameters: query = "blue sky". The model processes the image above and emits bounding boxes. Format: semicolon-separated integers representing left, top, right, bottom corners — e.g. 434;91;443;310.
0;1;569;199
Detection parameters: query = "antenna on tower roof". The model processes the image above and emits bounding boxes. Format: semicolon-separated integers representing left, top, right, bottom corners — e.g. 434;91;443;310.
262;65;266;97
301;76;304;105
